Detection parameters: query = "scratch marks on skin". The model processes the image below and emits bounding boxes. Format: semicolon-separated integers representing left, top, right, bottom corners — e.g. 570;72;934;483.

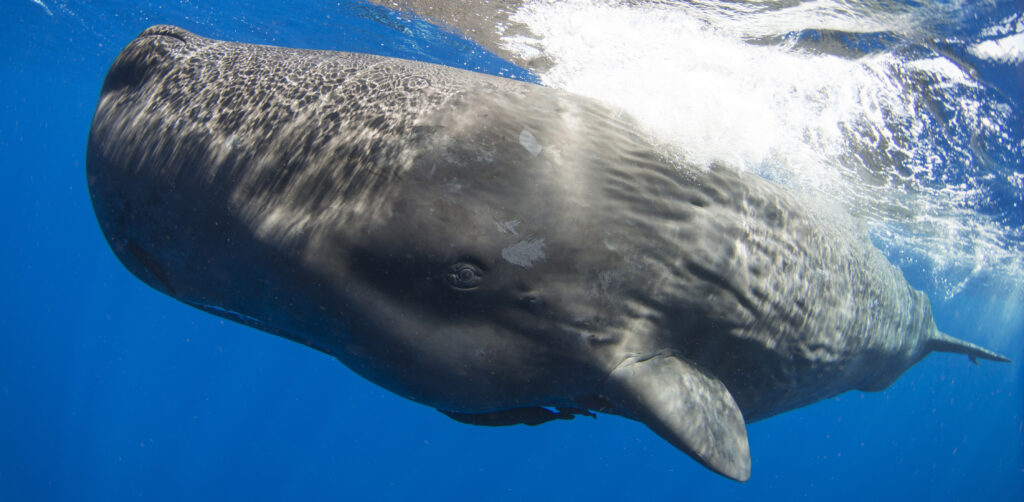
502;238;546;268
444;178;463;192
495;219;521;235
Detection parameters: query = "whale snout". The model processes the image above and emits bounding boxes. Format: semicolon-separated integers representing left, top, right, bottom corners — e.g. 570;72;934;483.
137;25;193;44
99;25;194;94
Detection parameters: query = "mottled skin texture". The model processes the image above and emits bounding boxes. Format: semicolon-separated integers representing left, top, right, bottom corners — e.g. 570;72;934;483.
87;26;1008;482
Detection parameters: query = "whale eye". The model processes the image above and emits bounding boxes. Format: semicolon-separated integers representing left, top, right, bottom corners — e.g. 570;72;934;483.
446;262;483;290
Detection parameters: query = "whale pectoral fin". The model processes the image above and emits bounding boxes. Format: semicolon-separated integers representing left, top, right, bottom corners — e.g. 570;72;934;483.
603;354;751;482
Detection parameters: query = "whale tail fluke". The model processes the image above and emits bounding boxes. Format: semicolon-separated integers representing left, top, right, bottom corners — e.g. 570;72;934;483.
928;331;1011;363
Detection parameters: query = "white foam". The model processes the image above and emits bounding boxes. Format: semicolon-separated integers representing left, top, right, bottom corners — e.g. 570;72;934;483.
979;12;1024;38
969;33;1024;64
501;0;1024;298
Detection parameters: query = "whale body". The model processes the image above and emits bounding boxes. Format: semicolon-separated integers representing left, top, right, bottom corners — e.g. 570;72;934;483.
86;26;1009;481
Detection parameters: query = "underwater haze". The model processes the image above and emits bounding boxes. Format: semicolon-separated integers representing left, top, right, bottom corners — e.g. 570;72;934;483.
2;0;1022;500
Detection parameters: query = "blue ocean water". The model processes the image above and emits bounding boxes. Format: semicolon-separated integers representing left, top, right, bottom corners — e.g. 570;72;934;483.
1;0;1022;500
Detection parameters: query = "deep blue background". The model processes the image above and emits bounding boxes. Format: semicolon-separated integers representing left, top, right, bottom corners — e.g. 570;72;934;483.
1;1;1021;500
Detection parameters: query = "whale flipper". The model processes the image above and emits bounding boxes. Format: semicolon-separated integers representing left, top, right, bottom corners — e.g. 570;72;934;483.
603;353;750;482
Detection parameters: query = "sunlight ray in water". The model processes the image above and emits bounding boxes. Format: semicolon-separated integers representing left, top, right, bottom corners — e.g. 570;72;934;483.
500;0;1024;299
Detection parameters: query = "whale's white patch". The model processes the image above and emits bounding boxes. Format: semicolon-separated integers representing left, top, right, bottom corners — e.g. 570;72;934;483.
501;238;546;268
519;129;543;156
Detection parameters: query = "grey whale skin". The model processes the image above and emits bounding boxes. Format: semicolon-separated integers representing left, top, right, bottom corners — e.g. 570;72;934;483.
87;26;1009;481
